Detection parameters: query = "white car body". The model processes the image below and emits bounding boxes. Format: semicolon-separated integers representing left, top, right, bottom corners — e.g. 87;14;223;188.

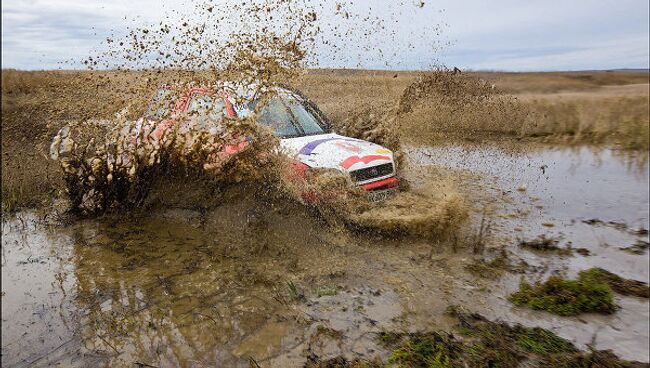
140;83;399;190
280;133;397;186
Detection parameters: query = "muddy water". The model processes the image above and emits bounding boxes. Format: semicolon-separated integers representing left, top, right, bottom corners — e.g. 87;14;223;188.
1;202;411;367
408;144;650;362
408;144;649;278
2;144;649;367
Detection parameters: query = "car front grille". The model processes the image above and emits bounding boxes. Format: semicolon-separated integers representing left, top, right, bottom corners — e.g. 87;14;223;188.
349;163;394;182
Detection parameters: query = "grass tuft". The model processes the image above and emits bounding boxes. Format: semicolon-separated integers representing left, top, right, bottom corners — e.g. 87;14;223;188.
307;308;645;367
387;333;459;368
579;267;649;298
509;273;617;316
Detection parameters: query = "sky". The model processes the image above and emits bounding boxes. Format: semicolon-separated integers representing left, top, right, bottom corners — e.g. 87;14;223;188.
2;0;649;71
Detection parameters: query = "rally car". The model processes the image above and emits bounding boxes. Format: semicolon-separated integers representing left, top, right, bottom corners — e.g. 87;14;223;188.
139;83;399;196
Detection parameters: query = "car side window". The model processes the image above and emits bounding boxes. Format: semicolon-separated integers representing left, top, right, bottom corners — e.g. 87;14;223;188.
257;98;299;137
144;89;174;120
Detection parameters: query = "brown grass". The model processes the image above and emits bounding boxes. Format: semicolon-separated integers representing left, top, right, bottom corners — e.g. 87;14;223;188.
520;97;649;149
296;69;649;149
474;70;649;94
2;68;648;211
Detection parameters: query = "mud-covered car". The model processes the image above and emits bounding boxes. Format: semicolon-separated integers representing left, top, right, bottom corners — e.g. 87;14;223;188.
139;83;399;197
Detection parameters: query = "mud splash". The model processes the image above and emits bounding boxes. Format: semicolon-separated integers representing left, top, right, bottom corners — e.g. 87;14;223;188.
346;185;467;238
47;82;468;240
49;101;280;214
332;68;530;148
40;0;467;238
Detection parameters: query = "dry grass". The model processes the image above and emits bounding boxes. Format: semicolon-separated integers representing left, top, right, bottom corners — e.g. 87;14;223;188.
295;69;414;122
296;69;649;149
520;97;649;149
2;68;648;211
394;88;649;149
474;70;649;94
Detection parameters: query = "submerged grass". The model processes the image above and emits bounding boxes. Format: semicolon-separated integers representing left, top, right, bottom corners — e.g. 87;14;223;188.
465;253;511;279
518;235;572;255
579;267;649;298
309;308;647;367
509;271;617;316
620;240;650;255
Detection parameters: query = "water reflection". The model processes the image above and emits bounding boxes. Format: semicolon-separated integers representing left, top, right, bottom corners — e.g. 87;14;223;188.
3;144;649;366
407;144;649;227
65;209;317;367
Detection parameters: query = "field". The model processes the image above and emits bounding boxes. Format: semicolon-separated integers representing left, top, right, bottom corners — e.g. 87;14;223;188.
298;69;649;148
2;68;648;211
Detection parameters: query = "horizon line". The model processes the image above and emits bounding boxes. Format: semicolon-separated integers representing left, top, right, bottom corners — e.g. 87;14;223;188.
2;67;649;74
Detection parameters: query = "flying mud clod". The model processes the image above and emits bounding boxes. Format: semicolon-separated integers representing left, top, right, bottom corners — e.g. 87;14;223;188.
49;106;272;214
46;0;469;237
49;79;467;239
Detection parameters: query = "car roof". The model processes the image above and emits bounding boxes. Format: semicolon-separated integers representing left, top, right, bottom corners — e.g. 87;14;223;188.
157;82;304;104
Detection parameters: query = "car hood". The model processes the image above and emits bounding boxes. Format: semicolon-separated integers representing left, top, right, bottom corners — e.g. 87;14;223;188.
280;133;395;173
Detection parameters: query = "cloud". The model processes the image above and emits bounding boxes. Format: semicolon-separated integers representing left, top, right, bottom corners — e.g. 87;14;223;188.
436;0;649;71
2;1;118;69
1;0;648;71
1;0;175;69
457;36;649;71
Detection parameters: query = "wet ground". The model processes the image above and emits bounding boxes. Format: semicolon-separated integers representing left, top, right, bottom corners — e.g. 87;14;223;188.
2;144;649;367
408;144;649;361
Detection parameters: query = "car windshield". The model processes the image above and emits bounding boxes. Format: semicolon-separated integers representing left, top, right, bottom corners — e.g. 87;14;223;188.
256;96;327;138
144;88;175;120
186;94;226;120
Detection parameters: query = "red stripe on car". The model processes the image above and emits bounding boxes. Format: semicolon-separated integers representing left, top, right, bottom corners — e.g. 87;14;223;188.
361;177;399;191
340;155;390;169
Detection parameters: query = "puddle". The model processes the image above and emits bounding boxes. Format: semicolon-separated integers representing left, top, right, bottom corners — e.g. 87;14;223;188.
408;143;650;362
1;214;80;367
2;144;649;366
408;144;649;277
407;144;648;224
1;206;409;367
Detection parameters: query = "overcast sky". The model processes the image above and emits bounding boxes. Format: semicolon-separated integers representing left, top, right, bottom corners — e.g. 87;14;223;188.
2;0;648;71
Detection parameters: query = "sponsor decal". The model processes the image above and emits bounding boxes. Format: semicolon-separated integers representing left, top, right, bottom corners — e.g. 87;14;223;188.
375;148;391;154
340;155;390;169
334;141;362;152
299;137;360;155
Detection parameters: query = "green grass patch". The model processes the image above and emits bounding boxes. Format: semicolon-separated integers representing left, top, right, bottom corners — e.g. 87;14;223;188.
544;349;649;368
509;272;617;316
579;267;649;298
387;333;461;368
515;328;576;355
306;308;644;367
316;286;338;297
